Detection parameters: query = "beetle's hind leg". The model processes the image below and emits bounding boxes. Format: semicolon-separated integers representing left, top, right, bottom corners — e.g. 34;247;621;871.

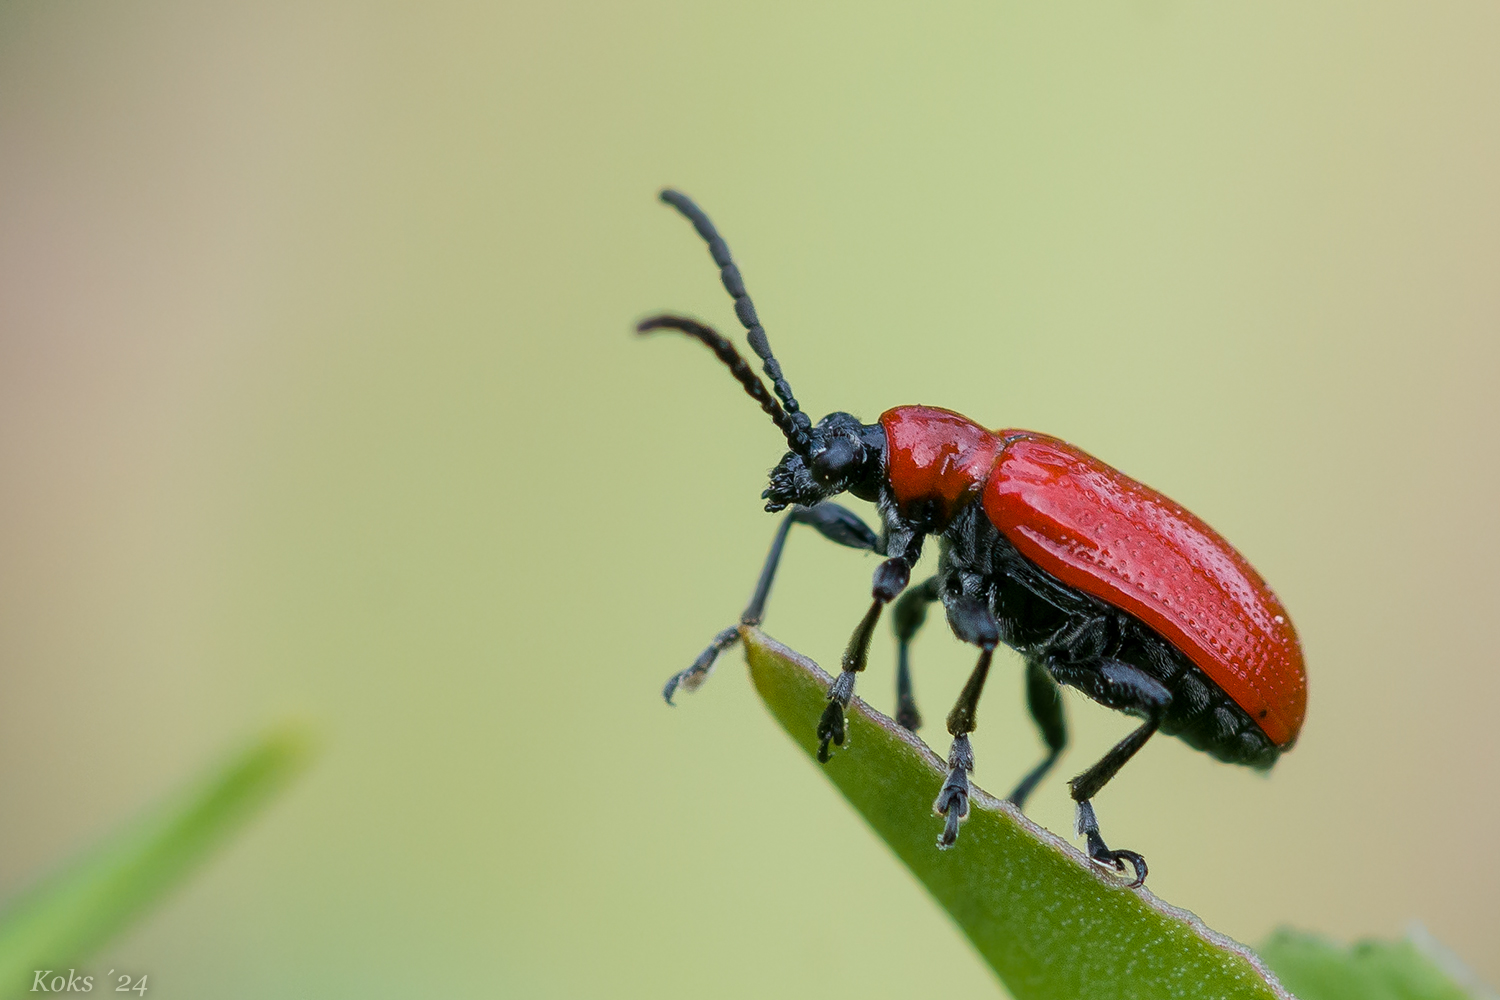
662;503;877;704
1056;659;1172;887
1006;657;1067;810
890;576;941;731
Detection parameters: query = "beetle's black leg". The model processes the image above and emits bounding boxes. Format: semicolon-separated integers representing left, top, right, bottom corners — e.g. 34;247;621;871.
891;576;941;731
662;503;877;704
1073;801;1148;888
661;627;740;705
1006;657;1067;810
1061;660;1171;887
818;536;924;762
933;594;1000;847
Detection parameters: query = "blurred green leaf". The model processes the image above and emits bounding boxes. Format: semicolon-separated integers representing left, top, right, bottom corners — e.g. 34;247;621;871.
743;627;1289;1000
0;723;314;998
1259;928;1493;1000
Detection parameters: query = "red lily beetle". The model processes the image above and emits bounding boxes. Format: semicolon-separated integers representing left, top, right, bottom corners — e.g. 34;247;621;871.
640;190;1306;886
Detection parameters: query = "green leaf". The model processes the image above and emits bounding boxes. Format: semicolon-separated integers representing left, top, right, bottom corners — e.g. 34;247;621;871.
742;627;1289;1000
1258;927;1494;1000
0;723;314;997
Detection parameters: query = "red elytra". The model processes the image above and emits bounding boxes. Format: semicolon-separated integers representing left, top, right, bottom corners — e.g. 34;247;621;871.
881;404;1306;748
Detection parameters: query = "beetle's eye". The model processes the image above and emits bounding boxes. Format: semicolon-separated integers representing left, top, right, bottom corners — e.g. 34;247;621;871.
811;437;857;486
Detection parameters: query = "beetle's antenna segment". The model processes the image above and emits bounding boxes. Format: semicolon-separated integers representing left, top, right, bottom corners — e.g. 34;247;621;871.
658;189;813;453
636;315;806;449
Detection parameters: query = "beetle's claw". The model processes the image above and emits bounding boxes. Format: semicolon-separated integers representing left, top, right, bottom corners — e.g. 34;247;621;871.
1086;845;1148;888
661;672;683;705
1091;848;1148;888
661;665;708;705
933;782;968;848
1075;799;1148;887
816;701;845;762
662;626;741;705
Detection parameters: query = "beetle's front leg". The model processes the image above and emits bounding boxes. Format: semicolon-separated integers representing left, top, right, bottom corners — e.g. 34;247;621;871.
663;504;878;704
817;533;924;761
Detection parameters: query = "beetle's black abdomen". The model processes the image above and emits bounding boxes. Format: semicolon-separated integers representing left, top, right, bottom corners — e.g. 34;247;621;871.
936;505;1280;770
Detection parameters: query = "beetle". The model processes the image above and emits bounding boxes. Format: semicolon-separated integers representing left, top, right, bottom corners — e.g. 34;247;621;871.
640;189;1306;886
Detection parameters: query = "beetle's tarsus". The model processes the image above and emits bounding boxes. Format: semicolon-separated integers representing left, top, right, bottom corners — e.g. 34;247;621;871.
1075;800;1147;887
934;734;974;848
662;626;740;705
816;670;857;762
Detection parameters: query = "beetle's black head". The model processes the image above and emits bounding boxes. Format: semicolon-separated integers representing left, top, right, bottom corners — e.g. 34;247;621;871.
763;412;885;511
638;190;888;514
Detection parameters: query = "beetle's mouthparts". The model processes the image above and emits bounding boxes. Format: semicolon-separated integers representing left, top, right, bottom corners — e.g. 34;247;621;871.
763;452;815;512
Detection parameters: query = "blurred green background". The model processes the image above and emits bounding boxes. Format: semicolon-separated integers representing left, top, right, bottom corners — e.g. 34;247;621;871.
1;3;1496;996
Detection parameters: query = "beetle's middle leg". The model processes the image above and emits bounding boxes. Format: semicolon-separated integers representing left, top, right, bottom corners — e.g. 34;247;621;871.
1005;658;1068;810
890;576;941;731
933;593;1001;848
662;503;877;704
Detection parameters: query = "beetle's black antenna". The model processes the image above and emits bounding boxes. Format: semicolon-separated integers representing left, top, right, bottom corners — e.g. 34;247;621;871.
658;189;813;453
636;315;806;450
